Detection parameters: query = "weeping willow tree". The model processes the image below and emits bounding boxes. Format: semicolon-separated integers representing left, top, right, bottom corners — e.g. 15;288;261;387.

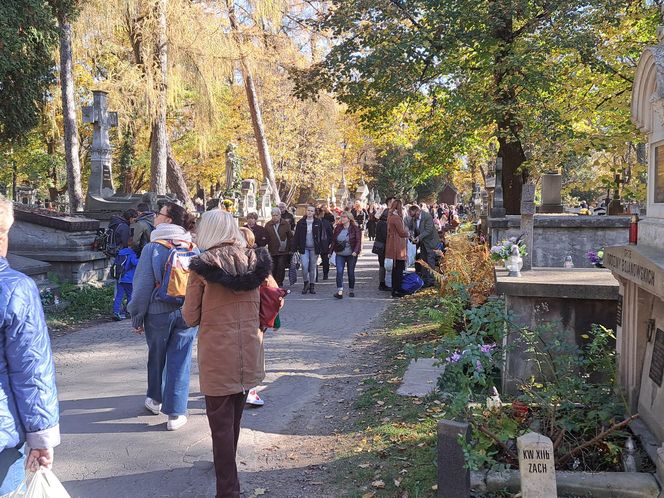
72;0;373;204
74;0;238;207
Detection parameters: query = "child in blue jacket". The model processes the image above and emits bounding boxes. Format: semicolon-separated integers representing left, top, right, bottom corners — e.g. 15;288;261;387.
113;245;139;320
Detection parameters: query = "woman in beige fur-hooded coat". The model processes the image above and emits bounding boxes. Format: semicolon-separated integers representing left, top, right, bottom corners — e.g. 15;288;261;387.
183;209;271;498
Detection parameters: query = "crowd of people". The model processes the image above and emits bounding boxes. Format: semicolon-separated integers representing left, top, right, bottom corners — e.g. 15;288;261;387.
0;192;467;497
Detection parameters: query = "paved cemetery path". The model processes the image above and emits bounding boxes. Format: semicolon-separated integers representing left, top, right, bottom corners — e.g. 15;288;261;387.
53;242;390;497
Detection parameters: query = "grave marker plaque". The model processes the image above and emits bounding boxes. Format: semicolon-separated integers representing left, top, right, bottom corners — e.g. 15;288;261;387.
649;328;664;387
655;145;664;203
517;432;557;498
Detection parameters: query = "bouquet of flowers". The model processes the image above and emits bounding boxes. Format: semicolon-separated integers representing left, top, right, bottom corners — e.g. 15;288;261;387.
490;236;527;262
586;249;604;268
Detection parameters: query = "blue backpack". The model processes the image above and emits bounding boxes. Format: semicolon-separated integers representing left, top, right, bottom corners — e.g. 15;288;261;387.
401;272;424;294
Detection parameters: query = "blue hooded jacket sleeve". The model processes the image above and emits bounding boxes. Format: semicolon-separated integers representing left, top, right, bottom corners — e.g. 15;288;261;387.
1;263;60;450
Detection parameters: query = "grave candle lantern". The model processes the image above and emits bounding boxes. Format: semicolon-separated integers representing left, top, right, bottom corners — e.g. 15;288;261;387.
629;213;639;245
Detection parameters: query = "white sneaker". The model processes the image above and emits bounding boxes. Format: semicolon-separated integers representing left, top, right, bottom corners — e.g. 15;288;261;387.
246;389;264;407
144;397;161;415
167;415;188;431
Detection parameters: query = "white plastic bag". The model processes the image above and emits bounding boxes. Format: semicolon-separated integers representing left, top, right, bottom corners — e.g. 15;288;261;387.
7;468;71;498
384;258;394;288
407;241;417;268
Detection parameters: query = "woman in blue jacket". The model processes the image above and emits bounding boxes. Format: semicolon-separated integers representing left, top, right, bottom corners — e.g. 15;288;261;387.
127;202;199;431
0;198;60;494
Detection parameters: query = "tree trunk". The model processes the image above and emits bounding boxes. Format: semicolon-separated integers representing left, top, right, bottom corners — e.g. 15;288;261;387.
226;0;281;204
167;153;194;211
150;0;168;195
58;14;84;212
491;0;526;214
243;72;280;203
497;135;526;214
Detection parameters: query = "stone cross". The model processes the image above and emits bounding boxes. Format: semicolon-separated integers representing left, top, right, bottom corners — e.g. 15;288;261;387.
520;182;536;271
83;91;118;199
608;173;625;215
490;157;506;218
517;432;557;498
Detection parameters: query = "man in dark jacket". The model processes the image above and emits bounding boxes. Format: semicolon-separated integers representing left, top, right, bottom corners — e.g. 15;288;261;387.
278;202;296;231
108;209;138;255
316;207;334;280
407;205;441;287
0;197;60;494
265;208;294;286
132;203;155;256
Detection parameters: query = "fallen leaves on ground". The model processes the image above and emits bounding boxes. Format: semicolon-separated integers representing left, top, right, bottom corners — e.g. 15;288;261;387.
371;480;386;489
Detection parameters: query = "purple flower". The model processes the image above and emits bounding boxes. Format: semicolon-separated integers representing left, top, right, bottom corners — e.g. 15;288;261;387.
447;352;462;363
475;360;484;372
480;343;496;354
586;251;601;265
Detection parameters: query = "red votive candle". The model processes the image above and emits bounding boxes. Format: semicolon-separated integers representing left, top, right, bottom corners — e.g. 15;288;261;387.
629;214;639;245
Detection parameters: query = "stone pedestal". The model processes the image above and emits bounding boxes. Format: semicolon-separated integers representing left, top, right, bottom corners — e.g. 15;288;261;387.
8;206;110;284
496;268;619;395
6;253;51;285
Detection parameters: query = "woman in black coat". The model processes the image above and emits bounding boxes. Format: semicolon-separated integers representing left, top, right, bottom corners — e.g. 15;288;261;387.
316;207;334;281
366;203;378;241
351;200;368;231
375;207;390;291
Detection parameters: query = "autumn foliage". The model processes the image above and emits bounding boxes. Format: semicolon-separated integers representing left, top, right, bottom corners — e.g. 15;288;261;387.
436;234;494;306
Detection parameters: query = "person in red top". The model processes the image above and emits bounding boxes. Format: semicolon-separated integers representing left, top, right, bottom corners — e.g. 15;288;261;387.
331;211;362;299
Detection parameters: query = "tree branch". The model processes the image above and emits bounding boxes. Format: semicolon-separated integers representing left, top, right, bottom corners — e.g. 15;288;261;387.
475;424;518;463
557;414;639;468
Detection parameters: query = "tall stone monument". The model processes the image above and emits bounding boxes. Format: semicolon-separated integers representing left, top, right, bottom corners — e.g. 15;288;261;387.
337;171;350;208
83;90;148;215
354;178;369;203
520;182;536;271
605;16;664;451
83;91;118;200
488;157;508;244
490;158;506;218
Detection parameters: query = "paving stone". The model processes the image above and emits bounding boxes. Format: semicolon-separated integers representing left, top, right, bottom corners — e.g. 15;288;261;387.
397;358;445;397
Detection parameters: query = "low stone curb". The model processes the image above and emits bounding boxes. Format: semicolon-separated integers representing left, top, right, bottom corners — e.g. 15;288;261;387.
470;469;661;498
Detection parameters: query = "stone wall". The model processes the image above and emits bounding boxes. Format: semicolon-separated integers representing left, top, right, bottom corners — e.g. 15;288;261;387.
490;214;630;268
